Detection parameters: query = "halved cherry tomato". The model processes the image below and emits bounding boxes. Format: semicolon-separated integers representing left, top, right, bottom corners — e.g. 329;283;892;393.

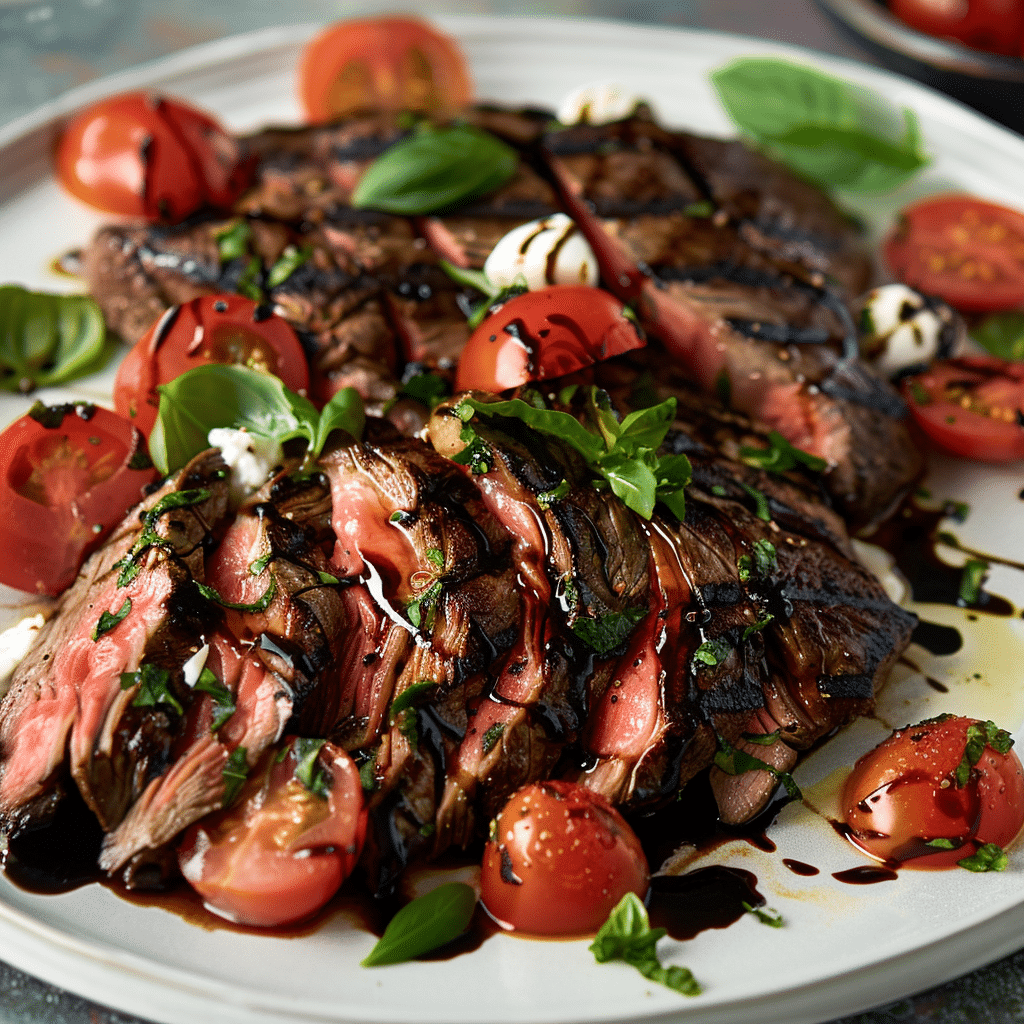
178;737;366;927
883;195;1024;313
888;0;1024;55
113;295;310;438
901;355;1024;462
56;92;252;221
0;402;156;595
298;17;473;123
454;285;645;394
843;715;1024;868
480;780;649;936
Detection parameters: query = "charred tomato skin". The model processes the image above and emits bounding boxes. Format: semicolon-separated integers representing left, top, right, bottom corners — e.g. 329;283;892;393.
455;285;646;394
843;715;1024;869
56;92;252;221
178;738;366;928
113;295;310;438
900;356;1024;463
298;17;473;122
883;195;1024;313
0;402;156;595
480;780;649;936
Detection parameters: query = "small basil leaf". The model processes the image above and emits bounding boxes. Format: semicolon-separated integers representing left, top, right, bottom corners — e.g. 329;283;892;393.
292;737;331;799
352;125;517;215
120;663;183;716
615;400;676;454
222;746;249;807
597;449;658;520
0;285;108;392
389;679;439;726
742;901;784;928
973;312;1024;362
92;598;131;641
193;667;236;731
313;386;365;455
266;245;312;288
958;843;1008;873
361;882;477;966
572;607;648;655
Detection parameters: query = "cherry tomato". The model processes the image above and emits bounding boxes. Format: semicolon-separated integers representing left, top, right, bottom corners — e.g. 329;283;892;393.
888;0;1024;55
113;295;310;438
454;286;646;393
901;355;1024;462
56;92;251;221
0;402;156;595
178;737;366;927
843;715;1024;869
480;780;649;936
297;17;473;123
883;195;1024;313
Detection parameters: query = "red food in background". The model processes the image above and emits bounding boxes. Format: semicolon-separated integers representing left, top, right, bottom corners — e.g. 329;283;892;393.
888;0;1024;55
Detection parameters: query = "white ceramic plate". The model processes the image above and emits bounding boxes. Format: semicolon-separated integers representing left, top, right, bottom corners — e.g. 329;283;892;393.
2;17;1024;1024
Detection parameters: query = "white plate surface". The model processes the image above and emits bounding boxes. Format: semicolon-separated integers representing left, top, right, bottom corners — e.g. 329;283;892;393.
1;16;1024;1024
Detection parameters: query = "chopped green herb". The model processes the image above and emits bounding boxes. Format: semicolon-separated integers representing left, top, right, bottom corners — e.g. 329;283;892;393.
742;901;784;927
426;548;444;570
292;737;331;799
396;707;420;748
714;733;801;801
955;720;1014;787
195;576;277;613
742;613;774;641
692;637;733;669
711;485;727;497
739;482;772;522
115;488;212;587
908;380;931;406
235;255;263;301
537;478;571;508
958;843;1008;873
266;245;311;288
589;893;701;996
481;723;505;755
926;837;957;850
741;729;782;747
572;607;648;655
249;552;273;575
215;220;252;262
957;558;988;606
739;431;827;475
738;539;778;582
91;598;132;641
362;882;477;966
389;680;439;725
399;370;451;409
193;667;236;731
406;579;443;630
222;746;249;806
120;663;183;716
973;311;1024;362
682;200;715;218
359;754;378;793
317;570;340;585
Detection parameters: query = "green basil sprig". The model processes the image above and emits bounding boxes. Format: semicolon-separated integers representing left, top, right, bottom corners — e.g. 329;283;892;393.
361;882;477;966
0;285;111;393
148;363;364;475
973;312;1024;361
590;892;701;996
711;58;928;194
454;390;691;521
352;125;518;215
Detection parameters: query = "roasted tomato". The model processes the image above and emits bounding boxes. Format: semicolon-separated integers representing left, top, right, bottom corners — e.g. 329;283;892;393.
454;286;645;393
56;92;251;221
901;355;1024;462
480;780;649;936
843;715;1024;869
113;295;310;437
0;401;156;595
888;0;1024;55
178;738;366;927
883;195;1024;313
297;17;473;123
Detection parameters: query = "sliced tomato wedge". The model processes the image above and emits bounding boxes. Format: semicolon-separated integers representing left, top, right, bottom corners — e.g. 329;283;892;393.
298;17;473;122
0;402;157;595
454;285;645;393
178;737;366;927
56;93;251;222
883;195;1024;313
113;295;310;438
901;355;1024;462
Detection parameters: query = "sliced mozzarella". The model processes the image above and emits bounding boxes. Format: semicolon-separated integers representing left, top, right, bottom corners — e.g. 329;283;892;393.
483;213;598;291
556;82;642;126
859;284;944;378
208;427;283;505
0;613;45;698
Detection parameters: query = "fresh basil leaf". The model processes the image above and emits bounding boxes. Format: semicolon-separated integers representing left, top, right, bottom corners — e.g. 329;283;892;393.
120;663;183;716
399;370;451;409
222;746;249;806
742;729;782;747
0;285;109;392
439;260;500;299
739;482;772;522
599;449;658;519
193;667;236;731
926;837;957;849
590;892;701;997
742;901;784;928
692;637;733;668
267;245;311;288
481;722;505;755
406;579;443;630
714;734;802;801
616;401;676;454
973;312;1024;362
92;598;131;641
958;843;1008;873
215;220;252;262
571;607;647;655
655;452;692;520
957;558;988;607
955;720;1014;787
352;125;517;216
389;680;438;726
292;737;331;799
195;576;277;613
711;58;928;194
149;364;363;474
742;613;774;641
362;882;477;966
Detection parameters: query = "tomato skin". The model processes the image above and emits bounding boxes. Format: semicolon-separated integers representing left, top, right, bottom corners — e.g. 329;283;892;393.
298;17;473;123
455;286;646;394
901;356;1024;462
56;93;251;221
888;0;1024;55
0;403;157;595
843;716;1024;869
178;738;366;927
113;295;310;438
479;780;649;937
883;195;1024;313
